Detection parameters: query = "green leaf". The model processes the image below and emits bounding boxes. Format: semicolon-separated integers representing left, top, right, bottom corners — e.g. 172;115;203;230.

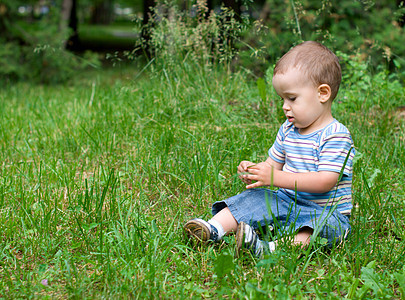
360;262;385;297
367;168;381;187
256;78;267;102
214;253;234;281
393;59;401;69
352;150;364;165
394;270;405;296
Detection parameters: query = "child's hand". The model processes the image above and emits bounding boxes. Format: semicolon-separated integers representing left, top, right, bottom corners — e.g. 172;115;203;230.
241;161;274;189
237;160;256;184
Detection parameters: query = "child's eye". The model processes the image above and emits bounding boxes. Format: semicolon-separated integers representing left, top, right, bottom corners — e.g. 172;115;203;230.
279;96;296;101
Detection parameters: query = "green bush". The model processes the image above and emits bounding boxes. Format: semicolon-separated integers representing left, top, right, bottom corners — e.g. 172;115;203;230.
0;2;99;84
138;2;248;71
0;38;99;84
0;40;24;81
237;0;405;75
134;1;405;81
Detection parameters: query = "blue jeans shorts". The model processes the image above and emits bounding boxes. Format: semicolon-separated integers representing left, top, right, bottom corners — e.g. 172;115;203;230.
212;188;351;245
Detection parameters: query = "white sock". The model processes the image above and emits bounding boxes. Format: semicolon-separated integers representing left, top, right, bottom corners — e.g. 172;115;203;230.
208;219;226;240
268;241;276;252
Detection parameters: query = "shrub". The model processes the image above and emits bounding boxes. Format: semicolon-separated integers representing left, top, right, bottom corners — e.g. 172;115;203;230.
0;1;99;84
137;2;248;72
237;0;405;75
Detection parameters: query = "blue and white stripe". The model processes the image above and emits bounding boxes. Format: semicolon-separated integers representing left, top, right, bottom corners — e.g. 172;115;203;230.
269;119;355;215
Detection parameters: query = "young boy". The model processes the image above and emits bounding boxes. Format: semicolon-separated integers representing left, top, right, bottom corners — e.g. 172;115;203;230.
184;41;355;257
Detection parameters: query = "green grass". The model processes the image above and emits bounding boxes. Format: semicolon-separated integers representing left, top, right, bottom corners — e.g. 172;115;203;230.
78;24;140;50
0;61;404;298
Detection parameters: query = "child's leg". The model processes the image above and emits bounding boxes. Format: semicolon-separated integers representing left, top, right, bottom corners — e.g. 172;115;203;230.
210;207;238;233
185;188;279;244
184;207;238;243
236;226;313;258
291;227;313;247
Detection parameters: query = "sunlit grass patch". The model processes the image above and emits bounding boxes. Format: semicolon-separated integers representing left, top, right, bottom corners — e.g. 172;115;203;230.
0;60;404;297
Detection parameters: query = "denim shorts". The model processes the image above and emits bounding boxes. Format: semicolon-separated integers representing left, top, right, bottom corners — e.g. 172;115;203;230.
212;188;351;245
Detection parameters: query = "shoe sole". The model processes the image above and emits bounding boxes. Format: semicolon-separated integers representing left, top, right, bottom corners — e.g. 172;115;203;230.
235;222;246;258
184;219;210;243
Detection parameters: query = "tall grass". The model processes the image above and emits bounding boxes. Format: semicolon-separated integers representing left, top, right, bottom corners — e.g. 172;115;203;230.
1;5;405;298
0;55;404;297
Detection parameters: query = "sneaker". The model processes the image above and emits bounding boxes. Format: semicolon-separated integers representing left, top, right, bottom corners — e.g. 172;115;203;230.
235;222;266;258
184;218;219;243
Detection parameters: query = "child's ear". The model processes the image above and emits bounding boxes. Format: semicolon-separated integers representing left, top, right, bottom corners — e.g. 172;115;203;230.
318;84;331;103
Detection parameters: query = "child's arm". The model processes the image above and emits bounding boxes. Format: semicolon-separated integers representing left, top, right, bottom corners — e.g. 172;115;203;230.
242;160;339;193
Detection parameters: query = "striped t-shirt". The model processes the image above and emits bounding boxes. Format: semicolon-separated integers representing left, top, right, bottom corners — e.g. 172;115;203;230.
269;119;355;215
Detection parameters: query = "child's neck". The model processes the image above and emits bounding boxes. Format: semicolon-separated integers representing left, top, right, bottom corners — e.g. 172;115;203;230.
298;113;334;135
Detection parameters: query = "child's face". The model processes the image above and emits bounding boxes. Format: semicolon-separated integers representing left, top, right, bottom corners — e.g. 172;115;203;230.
272;67;332;135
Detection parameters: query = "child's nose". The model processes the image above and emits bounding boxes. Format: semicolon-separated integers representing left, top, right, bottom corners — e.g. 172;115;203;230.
282;101;290;111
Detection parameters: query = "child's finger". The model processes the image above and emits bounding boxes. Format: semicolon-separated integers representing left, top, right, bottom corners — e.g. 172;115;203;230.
246;181;260;189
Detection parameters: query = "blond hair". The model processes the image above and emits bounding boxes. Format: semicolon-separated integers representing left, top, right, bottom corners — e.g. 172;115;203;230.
274;41;342;100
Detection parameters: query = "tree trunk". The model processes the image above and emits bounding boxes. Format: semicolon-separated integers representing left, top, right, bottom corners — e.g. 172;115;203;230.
0;2;9;37
90;0;114;25
142;0;155;27
207;0;213;12
259;1;271;22
141;0;155;47
60;0;73;31
61;0;81;51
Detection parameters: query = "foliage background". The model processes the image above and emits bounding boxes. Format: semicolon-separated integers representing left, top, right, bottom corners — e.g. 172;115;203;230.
1;0;405;83
0;0;404;298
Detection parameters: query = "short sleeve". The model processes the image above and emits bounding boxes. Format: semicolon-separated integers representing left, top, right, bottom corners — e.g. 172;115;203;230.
318;125;355;176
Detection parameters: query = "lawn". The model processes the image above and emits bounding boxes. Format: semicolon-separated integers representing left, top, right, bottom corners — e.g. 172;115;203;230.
78;24;140;50
0;59;404;298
